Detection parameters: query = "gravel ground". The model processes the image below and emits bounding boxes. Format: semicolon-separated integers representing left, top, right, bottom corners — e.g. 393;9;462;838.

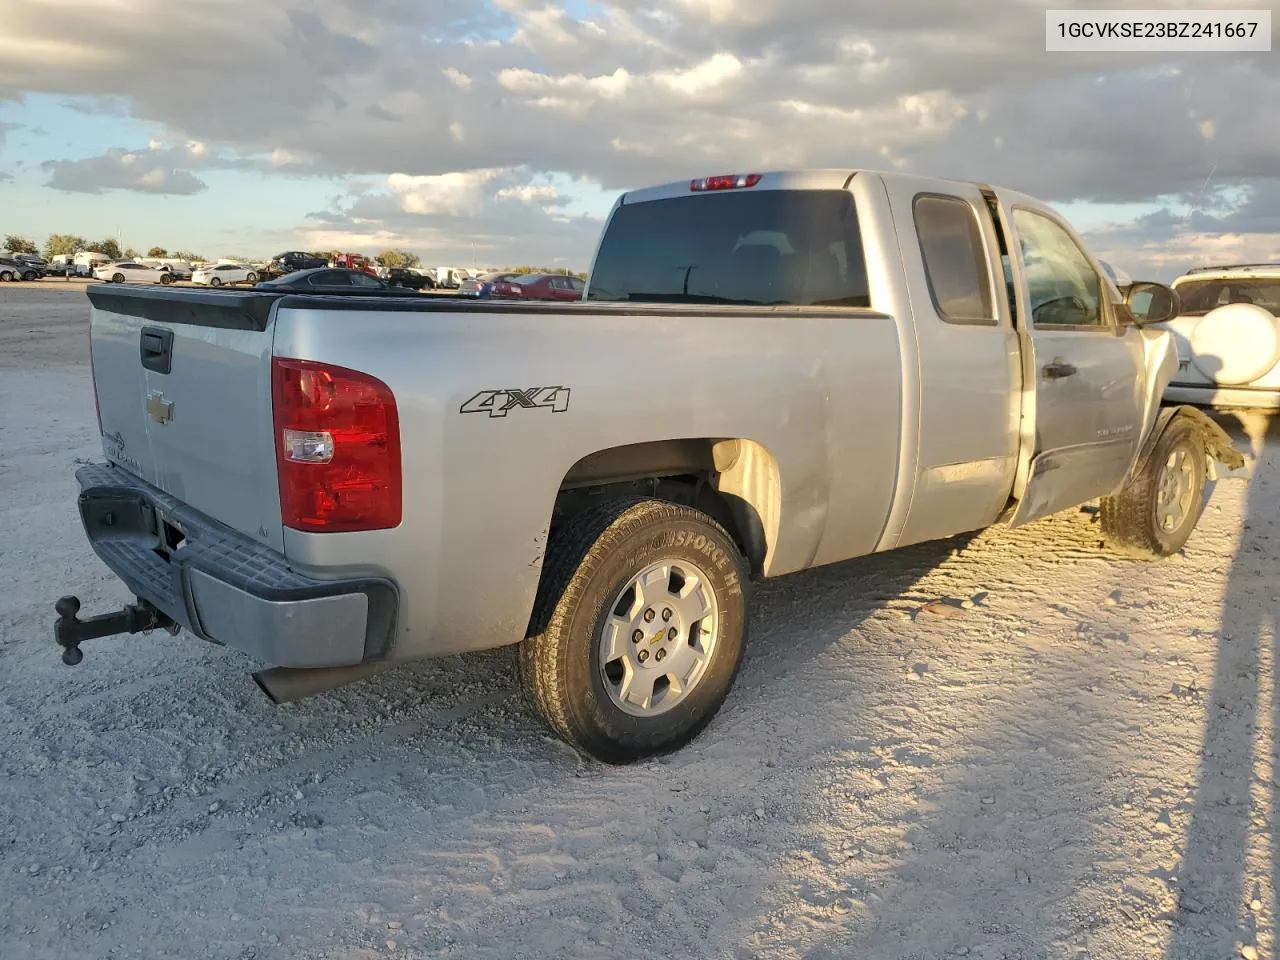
1;283;1276;960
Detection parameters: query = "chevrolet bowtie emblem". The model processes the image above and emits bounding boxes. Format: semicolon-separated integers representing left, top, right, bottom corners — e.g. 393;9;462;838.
146;390;174;425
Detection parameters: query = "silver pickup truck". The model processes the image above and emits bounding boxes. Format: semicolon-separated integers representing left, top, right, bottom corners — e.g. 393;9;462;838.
55;169;1244;763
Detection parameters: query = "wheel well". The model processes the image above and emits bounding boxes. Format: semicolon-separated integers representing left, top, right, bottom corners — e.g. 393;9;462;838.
551;439;781;577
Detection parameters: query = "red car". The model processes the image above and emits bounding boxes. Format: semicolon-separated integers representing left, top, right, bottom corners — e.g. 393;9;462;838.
331;252;380;277
490;273;585;301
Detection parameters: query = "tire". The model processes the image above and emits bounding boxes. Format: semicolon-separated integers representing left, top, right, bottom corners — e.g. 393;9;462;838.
1101;417;1207;557
246;272;258;284
209;277;222;287
159;273;173;285
0;271;13;282
22;270;37;281
519;497;749;763
112;273;124;283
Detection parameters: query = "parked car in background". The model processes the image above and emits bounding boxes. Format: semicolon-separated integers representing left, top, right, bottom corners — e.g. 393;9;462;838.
93;261;174;284
459;271;520;297
260;251;329;280
256;267;395;292
139;258;194;280
191;262;258;286
383;267;435;290
492;272;585;301
435;266;471;289
1;256;41;281
0;256;35;281
75;252;114;276
331;252;380;276
14;253;51;278
1159;262;1280;409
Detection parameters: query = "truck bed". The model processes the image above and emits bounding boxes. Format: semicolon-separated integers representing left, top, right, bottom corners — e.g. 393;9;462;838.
84;282;906;661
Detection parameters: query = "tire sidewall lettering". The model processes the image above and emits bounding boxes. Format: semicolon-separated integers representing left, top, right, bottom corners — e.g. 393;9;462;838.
667;527;735;585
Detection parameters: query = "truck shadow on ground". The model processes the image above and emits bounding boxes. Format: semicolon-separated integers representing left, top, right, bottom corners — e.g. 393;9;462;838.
718;412;1272;960
1162;409;1278;960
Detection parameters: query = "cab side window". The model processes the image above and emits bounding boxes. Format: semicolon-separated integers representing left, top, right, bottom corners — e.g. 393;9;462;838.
1012;208;1105;328
913;195;994;324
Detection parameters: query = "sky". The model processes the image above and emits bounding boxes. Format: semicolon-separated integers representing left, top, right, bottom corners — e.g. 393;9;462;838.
0;0;1277;279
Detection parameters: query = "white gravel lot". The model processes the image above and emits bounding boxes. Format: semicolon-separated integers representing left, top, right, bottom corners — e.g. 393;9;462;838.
1;282;1277;960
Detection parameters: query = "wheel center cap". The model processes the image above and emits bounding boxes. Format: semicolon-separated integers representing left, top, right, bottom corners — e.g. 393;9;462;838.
634;606;683;666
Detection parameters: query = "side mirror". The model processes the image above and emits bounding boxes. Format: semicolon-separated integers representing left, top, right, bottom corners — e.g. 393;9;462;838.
1122;281;1180;325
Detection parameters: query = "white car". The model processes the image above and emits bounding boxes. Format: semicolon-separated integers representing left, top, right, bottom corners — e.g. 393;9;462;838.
191;262;259;286
1159;262;1280;409
93;261;174;284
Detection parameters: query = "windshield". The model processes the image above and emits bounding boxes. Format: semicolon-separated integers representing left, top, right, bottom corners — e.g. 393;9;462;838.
587;188;871;307
1174;277;1280;316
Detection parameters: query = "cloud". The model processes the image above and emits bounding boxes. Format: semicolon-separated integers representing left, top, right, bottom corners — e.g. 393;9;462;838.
296;167;600;265
0;171;13;183
41;146;208;195
387;169;505;216
1079;180;1280;281
1;0;1277;267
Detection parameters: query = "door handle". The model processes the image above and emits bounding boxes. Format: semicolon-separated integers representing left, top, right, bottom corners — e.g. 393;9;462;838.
139;326;175;375
1042;359;1077;380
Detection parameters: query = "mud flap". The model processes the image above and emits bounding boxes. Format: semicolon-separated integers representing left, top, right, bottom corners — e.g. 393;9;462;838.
1129;405;1249;487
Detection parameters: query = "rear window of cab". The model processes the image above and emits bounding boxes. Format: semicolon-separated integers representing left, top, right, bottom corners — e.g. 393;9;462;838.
587;189;871;308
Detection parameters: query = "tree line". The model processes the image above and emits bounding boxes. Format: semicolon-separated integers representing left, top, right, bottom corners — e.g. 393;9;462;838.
4;234;586;277
4;233;202;263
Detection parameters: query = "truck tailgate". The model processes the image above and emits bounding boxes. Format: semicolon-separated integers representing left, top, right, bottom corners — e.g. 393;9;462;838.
87;285;286;552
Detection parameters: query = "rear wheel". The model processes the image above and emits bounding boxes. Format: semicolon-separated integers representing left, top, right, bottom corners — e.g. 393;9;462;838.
519;498;748;763
1101;418;1207;557
246;271;258;284
0;270;14;282
209;276;222;287
112;273;125;283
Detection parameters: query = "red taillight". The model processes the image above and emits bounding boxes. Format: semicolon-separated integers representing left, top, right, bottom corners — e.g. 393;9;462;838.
271;357;402;532
690;173;762;191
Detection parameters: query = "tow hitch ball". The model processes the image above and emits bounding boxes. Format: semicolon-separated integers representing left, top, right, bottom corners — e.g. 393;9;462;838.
53;595;179;666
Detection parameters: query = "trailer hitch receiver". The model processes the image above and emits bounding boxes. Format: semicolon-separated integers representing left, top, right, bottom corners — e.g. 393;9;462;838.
53;595;180;666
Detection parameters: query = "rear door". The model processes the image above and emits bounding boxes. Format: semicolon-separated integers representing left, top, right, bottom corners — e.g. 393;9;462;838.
878;175;1022;546
990;190;1147;526
88;286;285;550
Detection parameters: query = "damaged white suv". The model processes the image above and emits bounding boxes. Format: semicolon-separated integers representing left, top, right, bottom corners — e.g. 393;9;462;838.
1161;262;1280;409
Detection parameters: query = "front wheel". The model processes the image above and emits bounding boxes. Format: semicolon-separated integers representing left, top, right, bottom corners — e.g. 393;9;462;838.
0;271;14;282
1101;417;1207;557
159;273;173;285
245;272;258;284
519;498;748;763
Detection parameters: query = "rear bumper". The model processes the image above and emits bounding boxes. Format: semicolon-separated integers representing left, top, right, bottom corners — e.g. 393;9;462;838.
74;461;398;668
